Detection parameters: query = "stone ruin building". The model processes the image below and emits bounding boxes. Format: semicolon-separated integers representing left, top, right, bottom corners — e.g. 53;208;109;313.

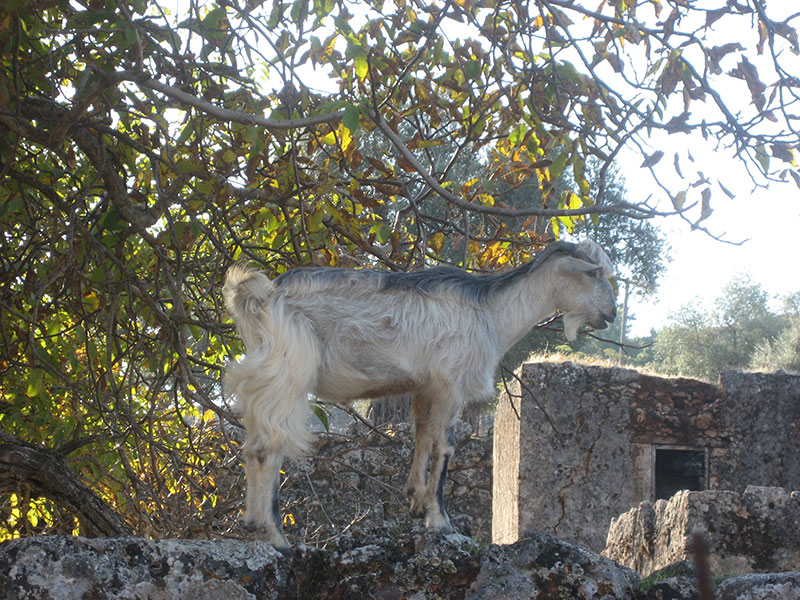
492;361;800;553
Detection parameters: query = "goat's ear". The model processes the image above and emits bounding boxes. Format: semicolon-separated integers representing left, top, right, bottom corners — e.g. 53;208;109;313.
563;257;602;274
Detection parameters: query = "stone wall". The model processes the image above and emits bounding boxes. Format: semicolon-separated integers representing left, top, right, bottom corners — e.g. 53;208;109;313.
603;486;800;576
282;419;493;545
493;362;800;552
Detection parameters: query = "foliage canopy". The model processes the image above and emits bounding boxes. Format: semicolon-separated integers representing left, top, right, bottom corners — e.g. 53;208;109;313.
1;0;799;538
654;276;794;380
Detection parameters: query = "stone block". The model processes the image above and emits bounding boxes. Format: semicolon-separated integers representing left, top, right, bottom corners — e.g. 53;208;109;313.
603;487;800;577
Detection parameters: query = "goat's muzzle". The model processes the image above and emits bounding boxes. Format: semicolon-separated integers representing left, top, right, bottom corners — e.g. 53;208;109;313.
591;306;617;331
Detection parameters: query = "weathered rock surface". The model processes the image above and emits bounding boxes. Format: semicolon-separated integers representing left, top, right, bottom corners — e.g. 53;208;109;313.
0;536;288;600
603;487;800;577
639;561;700;600
715;572;800;600
468;533;640;600
642;575;700;600
1;529;644;600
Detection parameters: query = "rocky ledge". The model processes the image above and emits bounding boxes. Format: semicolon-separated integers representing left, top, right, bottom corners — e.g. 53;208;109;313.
2;527;798;599
1;527;638;600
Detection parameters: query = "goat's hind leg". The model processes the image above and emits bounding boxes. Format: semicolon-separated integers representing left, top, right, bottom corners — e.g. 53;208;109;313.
407;389;458;532
422;423;456;532
228;361;315;550
243;444;288;550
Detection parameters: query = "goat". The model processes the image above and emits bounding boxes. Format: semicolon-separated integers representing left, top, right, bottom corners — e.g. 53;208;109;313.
223;239;616;549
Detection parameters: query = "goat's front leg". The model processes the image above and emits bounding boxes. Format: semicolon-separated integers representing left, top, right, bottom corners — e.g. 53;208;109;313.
407;389;436;517
243;444;289;551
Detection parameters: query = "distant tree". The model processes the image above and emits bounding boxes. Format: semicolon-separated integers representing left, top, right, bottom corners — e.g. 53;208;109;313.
717;276;781;357
750;292;800;373
750;322;800;373
652;304;727;380
652;276;785;379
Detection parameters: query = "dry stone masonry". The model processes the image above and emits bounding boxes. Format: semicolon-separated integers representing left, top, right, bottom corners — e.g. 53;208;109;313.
282;419;493;546
0;529;640;600
493;362;800;553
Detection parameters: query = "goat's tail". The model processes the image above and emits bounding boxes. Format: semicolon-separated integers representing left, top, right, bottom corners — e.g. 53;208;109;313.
223;265;318;458
223;265;275;323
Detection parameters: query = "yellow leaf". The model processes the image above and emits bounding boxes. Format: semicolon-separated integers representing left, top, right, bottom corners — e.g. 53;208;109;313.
354;54;368;81
567;192;582;210
338;123;352;152
464;177;481;190
83;292;100;312
429;232;445;253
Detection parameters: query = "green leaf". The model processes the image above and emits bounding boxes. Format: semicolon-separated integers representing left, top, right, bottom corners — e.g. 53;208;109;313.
754;144;770;174
176;124;194;144
312;404;329;431
26;369;45;398
202;6;227;29
550;151;569;180
98;207;125;233
0;196;24;219
343;104;361;133
464;60;481;80
508;124;527;147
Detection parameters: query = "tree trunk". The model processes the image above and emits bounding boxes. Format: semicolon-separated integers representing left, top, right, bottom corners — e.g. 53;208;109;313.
366;395;411;426
0;432;130;537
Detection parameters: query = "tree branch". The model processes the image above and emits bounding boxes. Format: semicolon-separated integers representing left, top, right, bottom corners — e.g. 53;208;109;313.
372;110;663;220
138;78;346;130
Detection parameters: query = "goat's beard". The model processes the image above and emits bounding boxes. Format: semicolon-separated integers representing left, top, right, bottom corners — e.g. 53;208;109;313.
562;312;585;342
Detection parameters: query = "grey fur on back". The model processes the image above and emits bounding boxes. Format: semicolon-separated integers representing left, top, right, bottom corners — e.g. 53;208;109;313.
274;241;583;305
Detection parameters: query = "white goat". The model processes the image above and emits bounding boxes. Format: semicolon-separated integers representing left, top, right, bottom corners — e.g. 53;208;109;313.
223;239;616;549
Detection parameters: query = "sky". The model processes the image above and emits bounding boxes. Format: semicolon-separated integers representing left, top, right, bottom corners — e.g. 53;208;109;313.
596;4;800;338
624;170;800;338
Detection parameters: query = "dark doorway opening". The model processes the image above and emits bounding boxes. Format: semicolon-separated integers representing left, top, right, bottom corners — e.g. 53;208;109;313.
654;448;706;501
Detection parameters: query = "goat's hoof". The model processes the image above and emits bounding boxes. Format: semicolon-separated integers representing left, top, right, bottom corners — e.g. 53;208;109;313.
425;513;453;534
431;524;454;535
242;520;292;555
409;498;426;518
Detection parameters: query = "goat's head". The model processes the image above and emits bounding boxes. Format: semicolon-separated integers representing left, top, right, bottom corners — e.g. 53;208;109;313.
551;239;617;341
